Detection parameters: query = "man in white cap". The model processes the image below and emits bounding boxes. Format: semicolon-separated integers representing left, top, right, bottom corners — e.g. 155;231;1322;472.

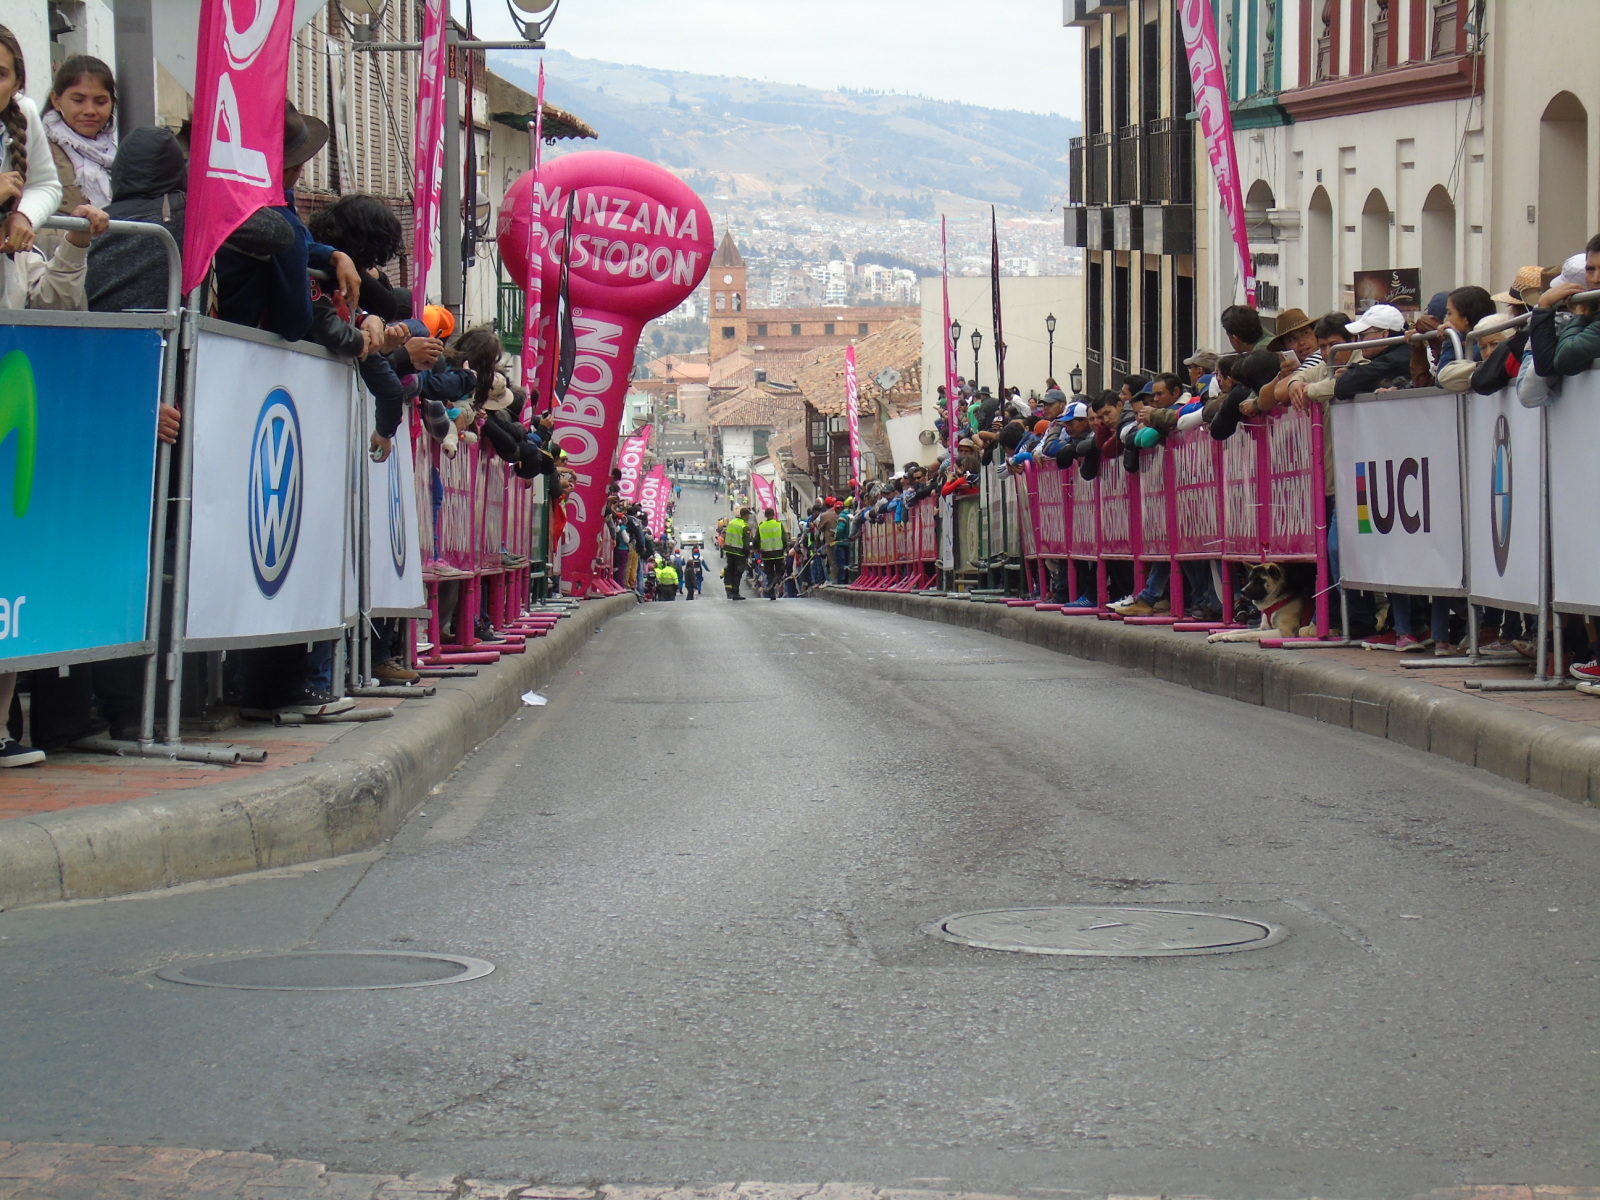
1332;303;1415;399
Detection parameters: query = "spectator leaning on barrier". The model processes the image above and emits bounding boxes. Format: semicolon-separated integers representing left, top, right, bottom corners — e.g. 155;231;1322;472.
1221;303;1271;354
0;26;63;260
1530;235;1600;377
41;55;116;212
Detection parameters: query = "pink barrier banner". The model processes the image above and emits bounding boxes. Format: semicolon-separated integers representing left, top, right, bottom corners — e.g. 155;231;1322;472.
412;0;448;304
478;454;508;573
751;471;777;514
435;442;479;575
1169;426;1225;559
916;503;935;562
1178;0;1256;306
617;424;651;503
1264;406;1318;558
1138;444;1172;559
1097;453;1139;559
1031;464;1071;557
845;344;861;492
640;465;668;540
1222;421;1264;558
182;0;294;292
498;151;714;593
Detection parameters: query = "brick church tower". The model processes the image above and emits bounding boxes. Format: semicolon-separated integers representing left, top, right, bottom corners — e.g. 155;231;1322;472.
709;232;747;362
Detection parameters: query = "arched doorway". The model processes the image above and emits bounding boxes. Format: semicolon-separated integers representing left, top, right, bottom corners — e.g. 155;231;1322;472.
1420;185;1456;300
1539;92;1588;265
1308;186;1334;314
1245;180;1276;241
1362;189;1391;271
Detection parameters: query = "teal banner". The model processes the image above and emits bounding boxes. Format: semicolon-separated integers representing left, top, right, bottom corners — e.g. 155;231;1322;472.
0;323;163;669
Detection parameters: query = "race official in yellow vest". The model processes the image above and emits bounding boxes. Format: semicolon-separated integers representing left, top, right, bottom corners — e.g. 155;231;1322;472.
722;507;754;600
757;508;789;601
655;560;679;601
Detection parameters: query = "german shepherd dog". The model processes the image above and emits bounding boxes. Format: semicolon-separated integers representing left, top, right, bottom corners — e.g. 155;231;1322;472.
1207;563;1314;643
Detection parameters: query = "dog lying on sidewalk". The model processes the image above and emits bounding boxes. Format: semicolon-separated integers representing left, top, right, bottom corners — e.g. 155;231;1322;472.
1207;562;1314;643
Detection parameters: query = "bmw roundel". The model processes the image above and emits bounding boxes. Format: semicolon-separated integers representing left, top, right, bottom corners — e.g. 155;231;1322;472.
1490;413;1512;576
387;448;407;577
248;388;303;597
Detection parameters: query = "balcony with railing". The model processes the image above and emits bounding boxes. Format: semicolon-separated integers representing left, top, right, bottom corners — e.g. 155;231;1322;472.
1088;131;1112;206
1114;125;1140;204
497;282;523;354
1141;119;1169;203
1068;136;1084;206
1170;123;1194;205
1432;0;1459;56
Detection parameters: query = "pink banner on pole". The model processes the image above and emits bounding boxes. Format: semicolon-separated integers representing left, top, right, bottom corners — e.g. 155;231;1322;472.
617;423;652;503
181;0;295;293
941;217;960;455
1178;0;1257;306
412;0;448;306
498;151;714;594
845;343;861;491
519;61;547;398
751;470;776;514
640;466;668;540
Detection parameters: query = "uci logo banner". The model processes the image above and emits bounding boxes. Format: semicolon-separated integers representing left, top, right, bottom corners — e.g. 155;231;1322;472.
248;389;303;597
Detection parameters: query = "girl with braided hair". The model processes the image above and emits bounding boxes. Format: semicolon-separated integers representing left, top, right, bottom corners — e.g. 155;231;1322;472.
0;25;63;259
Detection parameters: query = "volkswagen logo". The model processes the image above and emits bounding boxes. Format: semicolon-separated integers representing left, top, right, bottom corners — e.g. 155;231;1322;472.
1490;413;1512;576
386;448;406;577
248;388;303;597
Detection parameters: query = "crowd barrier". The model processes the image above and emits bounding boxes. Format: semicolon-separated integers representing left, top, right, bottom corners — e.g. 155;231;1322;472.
0;224;552;760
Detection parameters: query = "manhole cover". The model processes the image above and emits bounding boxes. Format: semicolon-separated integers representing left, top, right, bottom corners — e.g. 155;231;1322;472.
156;951;495;991
926;906;1286;957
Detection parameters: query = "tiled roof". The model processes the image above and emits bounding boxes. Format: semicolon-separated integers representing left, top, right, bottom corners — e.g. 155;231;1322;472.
791;318;924;416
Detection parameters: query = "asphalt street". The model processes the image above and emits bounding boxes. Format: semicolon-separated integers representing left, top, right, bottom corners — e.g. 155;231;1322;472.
2;482;1597;1198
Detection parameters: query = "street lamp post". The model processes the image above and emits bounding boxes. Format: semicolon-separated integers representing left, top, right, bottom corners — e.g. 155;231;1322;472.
1045;312;1057;382
971;328;983;391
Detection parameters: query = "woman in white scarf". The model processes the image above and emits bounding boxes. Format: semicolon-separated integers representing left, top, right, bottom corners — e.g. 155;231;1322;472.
42;54;117;210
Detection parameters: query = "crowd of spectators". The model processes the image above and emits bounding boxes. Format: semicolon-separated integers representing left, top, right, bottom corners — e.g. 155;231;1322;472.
0;26;565;766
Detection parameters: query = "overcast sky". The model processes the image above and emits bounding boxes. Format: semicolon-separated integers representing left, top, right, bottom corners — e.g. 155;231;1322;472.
472;0;1083;119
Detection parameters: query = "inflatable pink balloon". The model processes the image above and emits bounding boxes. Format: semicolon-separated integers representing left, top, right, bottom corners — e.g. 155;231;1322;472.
498;152;714;594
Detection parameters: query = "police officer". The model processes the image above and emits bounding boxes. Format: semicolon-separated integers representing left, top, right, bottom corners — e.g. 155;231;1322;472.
757;507;788;600
656;557;679;600
722;506;753;600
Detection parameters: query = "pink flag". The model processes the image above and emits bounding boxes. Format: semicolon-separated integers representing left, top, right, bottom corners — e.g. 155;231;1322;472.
412;0;448;306
616;423;652;503
1178;0;1257;306
845;343;861;493
941;217;960;456
520;61;546;397
640;466;669;540
181;0;295;293
751;471;776;514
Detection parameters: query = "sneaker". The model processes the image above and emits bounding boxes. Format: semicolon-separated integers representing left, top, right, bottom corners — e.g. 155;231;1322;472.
1067;595;1095;609
1152;598;1171;614
1111;598;1156;617
1512;639;1537;659
281;686;356;717
1478;639;1522;658
1361;631;1400;650
0;737;45;767
374;659;420;684
1569;660;1600;682
1434;642;1462;658
427;560;471;579
1395;634;1427;652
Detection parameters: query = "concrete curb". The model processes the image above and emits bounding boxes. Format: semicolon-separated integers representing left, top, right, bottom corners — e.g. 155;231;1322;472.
0;594;635;911
817;588;1600;807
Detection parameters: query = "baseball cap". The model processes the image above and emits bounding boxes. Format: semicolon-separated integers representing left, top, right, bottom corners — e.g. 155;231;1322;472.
1043;387;1067;405
1183;348;1220;371
1557;252;1588;289
1347;303;1406;334
1136;379;1156;396
1062;400;1090;422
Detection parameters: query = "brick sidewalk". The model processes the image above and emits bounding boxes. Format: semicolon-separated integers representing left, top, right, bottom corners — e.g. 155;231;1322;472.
0;699;402;822
1;1143;1595;1200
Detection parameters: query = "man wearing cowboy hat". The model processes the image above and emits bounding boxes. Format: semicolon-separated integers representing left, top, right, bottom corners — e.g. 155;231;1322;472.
1268;307;1321;367
214;101;360;342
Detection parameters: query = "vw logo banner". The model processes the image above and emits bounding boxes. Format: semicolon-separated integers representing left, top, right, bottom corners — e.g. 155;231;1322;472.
185;328;353;646
0;323;163;671
366;416;426;616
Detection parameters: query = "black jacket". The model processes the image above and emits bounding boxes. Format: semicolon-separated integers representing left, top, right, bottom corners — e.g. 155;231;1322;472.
87;127;293;313
1333;342;1415;400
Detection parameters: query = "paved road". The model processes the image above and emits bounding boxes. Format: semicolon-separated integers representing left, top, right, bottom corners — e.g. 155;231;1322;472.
2;586;1597;1199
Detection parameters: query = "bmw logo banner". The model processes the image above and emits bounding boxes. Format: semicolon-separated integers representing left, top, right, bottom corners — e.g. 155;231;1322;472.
0;324;164;670
366;416;426;616
1465;387;1544;613
1542;369;1600;613
1329;388;1465;596
184;328;354;646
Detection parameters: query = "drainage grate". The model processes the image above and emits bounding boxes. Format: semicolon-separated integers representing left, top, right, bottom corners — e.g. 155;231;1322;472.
926;906;1286;957
156;951;496;991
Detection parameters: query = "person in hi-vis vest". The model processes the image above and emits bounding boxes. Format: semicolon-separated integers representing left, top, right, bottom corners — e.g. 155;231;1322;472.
757;508;788;601
722;507;754;600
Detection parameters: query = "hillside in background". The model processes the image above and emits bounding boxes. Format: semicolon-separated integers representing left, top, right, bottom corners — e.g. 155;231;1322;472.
489;50;1079;218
